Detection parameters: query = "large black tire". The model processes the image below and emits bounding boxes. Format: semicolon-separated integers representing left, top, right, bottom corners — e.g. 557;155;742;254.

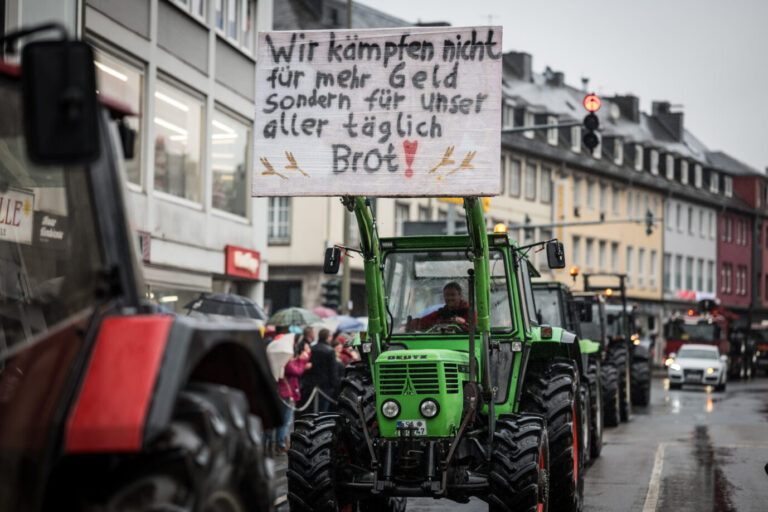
630;358;651;407
579;383;591;467
601;364;620;428
288;414;404;512
586;361;603;459
488;414;550;512
78;382;275;512
336;361;377;460
607;342;631;422
521;358;584;512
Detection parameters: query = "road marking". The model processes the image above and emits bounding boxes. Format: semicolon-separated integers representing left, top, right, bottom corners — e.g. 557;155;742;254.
274;495;287;506
642;442;667;512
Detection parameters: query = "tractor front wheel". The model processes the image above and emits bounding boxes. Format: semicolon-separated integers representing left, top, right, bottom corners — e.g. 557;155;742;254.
630;358;651;406
587;361;603;458
607;342;631;422
600;364;620;428
488;414;549;512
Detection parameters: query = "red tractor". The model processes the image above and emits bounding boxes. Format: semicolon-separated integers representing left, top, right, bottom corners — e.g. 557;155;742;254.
0;26;281;510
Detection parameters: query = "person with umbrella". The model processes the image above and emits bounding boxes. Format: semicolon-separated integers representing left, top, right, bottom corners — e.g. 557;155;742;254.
298;328;336;412
265;326;312;454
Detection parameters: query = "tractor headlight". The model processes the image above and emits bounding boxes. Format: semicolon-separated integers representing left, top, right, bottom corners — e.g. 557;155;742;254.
381;399;401;419
419;398;440;419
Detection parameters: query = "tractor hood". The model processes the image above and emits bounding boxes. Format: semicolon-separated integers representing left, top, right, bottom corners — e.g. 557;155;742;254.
375;349;469;438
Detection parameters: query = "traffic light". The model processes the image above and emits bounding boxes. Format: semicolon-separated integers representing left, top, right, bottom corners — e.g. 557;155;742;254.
582;94;600;151
645;209;653;235
321;278;341;311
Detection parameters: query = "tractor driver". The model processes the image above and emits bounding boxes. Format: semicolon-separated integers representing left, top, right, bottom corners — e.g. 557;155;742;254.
415;282;470;331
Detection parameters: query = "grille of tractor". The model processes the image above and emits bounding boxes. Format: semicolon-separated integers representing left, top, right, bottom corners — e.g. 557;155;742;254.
444;363;460;394
379;363;440;395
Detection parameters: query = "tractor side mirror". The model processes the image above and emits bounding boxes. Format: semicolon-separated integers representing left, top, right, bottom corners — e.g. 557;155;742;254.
323;247;341;274
546;240;566;269
22;39;100;164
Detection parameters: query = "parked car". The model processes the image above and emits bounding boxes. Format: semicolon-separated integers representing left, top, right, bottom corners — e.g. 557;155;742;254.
668;344;728;391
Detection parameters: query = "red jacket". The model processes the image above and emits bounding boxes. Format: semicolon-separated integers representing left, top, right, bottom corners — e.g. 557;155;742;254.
278;356;310;402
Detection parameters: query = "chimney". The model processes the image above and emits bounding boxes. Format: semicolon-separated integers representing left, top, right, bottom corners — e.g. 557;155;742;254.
546;70;565;87
652;101;684;142
581;77;589;92
612;95;641;123
503;51;532;82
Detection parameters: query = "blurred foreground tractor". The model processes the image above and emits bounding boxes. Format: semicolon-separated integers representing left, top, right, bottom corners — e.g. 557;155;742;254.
0;27;282;511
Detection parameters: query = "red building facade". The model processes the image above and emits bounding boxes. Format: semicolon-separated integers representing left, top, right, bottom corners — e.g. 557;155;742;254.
717;210;752;309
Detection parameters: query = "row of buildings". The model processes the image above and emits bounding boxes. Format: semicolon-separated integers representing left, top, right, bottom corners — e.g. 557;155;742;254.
5;0;766;350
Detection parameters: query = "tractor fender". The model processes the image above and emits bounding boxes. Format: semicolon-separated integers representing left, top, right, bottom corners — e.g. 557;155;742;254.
631;342;651;361
579;338;601;355
65;314;282;454
529;327;585;376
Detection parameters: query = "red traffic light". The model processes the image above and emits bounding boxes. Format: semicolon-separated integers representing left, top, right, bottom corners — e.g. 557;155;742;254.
583;94;601;112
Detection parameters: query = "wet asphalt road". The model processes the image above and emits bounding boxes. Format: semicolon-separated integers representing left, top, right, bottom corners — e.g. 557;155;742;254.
275;374;768;511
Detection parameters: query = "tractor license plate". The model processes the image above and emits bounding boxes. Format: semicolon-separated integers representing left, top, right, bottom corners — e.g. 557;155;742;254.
397;420;427;435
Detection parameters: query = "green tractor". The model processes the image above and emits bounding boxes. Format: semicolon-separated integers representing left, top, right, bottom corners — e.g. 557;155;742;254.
287;197;588;512
531;282;605;461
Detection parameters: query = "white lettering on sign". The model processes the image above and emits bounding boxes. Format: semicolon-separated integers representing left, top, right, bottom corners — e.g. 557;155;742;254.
234;250;260;274
252;26;502;197
0;188;34;245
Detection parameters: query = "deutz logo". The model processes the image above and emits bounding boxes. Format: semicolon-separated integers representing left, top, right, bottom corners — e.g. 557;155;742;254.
386;355;428;360
403;378;415;395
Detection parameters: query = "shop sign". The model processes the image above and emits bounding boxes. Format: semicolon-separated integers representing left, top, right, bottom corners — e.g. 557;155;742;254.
34;211;68;249
0;187;34;245
226;245;261;279
253;26;503;197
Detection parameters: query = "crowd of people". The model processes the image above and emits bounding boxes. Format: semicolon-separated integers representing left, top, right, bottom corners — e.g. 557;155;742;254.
264;324;360;455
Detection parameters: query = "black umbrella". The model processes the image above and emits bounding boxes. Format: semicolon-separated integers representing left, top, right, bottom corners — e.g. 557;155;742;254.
184;293;267;320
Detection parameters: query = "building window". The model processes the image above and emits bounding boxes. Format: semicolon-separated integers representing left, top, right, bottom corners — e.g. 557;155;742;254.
418;205;430;221
725;176;733;197
626;246;634;286
695;164;703;188
638;248;645;288
547;115;558;145
174;0;206;20
612;186;620;215
614;138;624;165
688;206;694;235
215;0;225;31
598;240;606;269
573;177;582;207
502;102;514;128
686;257;694;290
227;0;238;39
395;202;409;236
676;204;683;232
94;50;143;186
627;190;633;220
509;159;521;197
650;150;659;175
707;261;714;293
586;180;595;210
592;137;601;159
525;162;537;200
697;259;704;291
153;79;203;203
665;201;673;230
663;253;671;291
268;197;291;243
214;0;254;52
586;238;594;269
571;126;581;153
599;183;607;213
650;250;658;289
675;255;683;290
680;160;689;185
540;166;552;203
635;144;644;171
699;210;705;237
709;212;715;238
611;242;619;272
499;155;507;195
726;218;733;243
572;236;581;266
211;110;250;217
710;171;719;193
635;192;641;218
524;111;535;139
666;154;674;180
240;0;254;52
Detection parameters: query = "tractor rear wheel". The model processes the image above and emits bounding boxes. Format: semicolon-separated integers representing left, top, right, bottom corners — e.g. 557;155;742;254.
288;414;405;512
607;342;631;422
521;358;584;512
488;414;549;512
630;358;651;406
78;382;274;512
586;361;603;458
600;364;620;428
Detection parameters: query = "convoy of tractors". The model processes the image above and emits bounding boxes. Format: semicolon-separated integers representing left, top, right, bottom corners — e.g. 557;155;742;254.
1;26;764;512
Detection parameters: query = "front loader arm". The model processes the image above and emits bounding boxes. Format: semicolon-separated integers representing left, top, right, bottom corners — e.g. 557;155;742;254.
463;198;491;333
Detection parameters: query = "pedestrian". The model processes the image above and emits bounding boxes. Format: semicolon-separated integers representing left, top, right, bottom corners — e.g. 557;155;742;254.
331;338;347;399
295;325;316;354
298;328;336;412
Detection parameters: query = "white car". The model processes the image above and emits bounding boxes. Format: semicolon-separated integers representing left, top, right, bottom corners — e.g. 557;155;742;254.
668;344;728;391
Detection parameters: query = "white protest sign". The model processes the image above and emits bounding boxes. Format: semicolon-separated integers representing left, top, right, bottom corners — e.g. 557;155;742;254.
253;26;502;197
0;187;34;245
